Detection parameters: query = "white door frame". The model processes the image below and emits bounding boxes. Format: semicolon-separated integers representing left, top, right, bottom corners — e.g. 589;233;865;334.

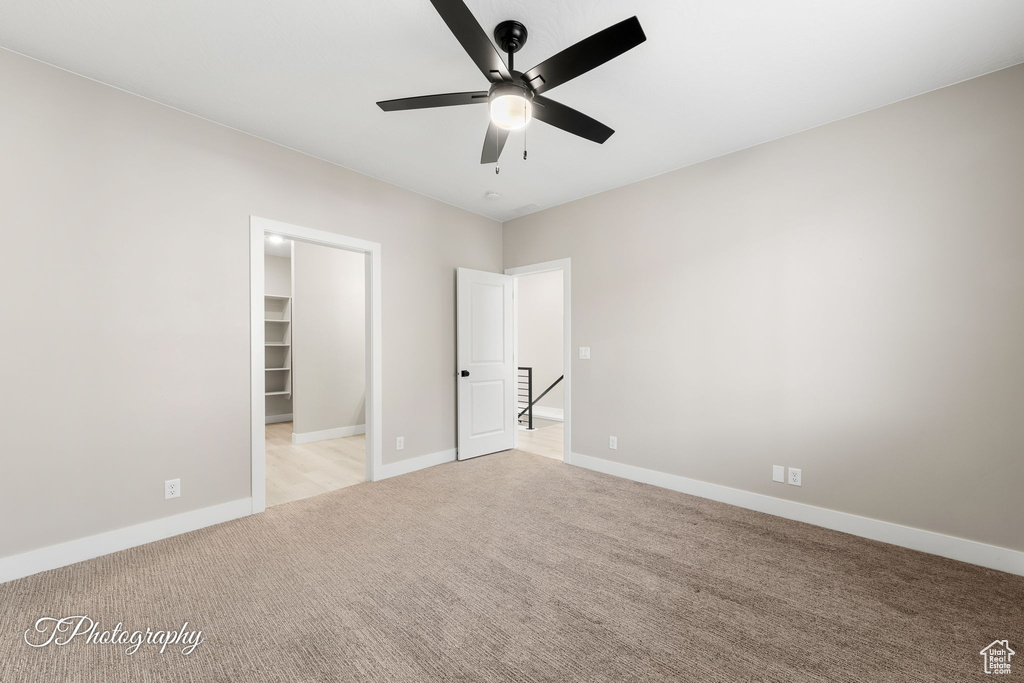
250;216;383;514
504;258;571;465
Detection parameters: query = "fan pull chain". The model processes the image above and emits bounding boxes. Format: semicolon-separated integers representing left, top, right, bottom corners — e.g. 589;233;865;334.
523;101;528;161
495;126;500;174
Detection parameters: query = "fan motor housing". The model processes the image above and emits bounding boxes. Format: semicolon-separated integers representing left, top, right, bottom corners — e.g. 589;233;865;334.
488;81;534;104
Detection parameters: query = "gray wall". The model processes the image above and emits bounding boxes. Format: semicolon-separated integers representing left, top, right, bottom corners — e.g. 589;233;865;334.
292;242;366;435
264;254;292;298
504;64;1024;553
516;271;563;411
0;49;501;558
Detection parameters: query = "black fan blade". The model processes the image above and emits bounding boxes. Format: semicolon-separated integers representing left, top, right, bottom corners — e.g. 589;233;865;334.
480;121;510;164
430;0;512;83
532;96;614;144
377;91;488;112
522;16;646;95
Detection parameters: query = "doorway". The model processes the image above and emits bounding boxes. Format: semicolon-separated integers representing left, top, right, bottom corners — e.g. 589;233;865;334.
250;216;382;515
506;259;571;464
263;235;367;507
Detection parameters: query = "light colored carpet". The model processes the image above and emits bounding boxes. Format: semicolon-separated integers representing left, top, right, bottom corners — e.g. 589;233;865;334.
1;450;1021;682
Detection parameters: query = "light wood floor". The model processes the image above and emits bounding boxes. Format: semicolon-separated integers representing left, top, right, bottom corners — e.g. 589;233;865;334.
265;422;365;508
516;420;563;460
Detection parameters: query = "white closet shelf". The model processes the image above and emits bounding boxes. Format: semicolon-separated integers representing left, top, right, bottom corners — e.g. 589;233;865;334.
264;295;292;402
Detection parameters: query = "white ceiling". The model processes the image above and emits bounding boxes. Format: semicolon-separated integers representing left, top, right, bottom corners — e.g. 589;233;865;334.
2;1;1024;221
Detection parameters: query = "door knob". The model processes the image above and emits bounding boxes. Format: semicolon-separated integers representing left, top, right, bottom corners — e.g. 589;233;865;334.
460;370;470;377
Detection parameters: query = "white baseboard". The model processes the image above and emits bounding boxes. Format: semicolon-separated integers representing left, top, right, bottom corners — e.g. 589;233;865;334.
379;448;457;480
0;498;252;584
531;406;563;422
265;413;293;424
292;424;365;444
571;452;1024;577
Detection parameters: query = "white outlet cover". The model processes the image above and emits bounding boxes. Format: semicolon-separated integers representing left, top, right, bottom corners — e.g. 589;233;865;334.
164;478;181;499
609;436;617;450
788;468;802;486
396;436;404;450
772;465;785;483
579;347;591;360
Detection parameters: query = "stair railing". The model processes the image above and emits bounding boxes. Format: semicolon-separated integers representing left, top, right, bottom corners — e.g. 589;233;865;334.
517;366;563;430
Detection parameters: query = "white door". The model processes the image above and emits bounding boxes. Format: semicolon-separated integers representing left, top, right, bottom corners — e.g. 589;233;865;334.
457;267;515;460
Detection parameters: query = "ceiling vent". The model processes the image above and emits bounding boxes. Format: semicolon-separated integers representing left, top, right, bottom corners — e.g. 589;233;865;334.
511;203;541;215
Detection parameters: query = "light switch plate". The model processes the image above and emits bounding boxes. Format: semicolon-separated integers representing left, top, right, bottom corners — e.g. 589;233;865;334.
788;468;802;486
772;465;785;483
579;347;591;359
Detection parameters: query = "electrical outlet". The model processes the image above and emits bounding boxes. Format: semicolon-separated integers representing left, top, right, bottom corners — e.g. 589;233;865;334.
164;479;181;499
788;468;802;487
579;346;591;360
396;436;404;451
772;465;785;483
609;436;617;450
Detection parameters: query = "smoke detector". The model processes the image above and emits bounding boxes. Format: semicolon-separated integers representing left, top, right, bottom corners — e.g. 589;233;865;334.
485;192;501;201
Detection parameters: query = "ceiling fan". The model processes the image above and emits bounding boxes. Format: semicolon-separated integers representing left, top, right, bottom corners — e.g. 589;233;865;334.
376;0;646;166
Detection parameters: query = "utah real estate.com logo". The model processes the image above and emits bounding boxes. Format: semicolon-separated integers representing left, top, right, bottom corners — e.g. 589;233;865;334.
979;640;1014;675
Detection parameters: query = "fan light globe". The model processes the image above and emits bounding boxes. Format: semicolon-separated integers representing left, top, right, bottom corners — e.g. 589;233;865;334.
490;94;531;130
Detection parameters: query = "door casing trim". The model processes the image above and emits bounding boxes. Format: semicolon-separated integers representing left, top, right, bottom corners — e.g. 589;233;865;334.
505;258;572;464
250;216;383;514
